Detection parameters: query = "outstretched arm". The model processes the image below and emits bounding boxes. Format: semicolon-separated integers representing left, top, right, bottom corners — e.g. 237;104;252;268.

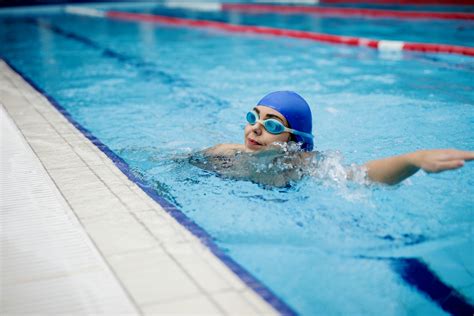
364;149;474;185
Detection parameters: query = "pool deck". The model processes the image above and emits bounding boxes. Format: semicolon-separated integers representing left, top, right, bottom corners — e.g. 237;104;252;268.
0;60;277;315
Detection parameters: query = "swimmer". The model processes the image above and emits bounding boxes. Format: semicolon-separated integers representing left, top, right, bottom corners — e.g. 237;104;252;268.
192;91;474;187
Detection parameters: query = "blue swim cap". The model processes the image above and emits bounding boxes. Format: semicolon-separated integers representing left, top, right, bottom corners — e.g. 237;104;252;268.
257;91;314;151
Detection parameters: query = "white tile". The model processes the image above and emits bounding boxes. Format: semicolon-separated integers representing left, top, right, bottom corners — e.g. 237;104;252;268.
15;85;46;110
31;96;64;118
89;163;127;186
241;290;278;315
25;133;71;155
109;162;138;183
141;294;222;316
129;185;162;209
108;249;201;305
138;214;246;293
200;254;248;292
2;99;43;123
211;291;260;316
16;121;55;138
51;120;82;137
0;68;9;83
134;210;190;244
166;244;234;293
81;212;158;256
67;188;129;219
2;78;33;95
9;108;47;127
141;208;203;246
47;165;102;192
109;184;152;212
167;219;204;244
71;141;108;166
35;146;87;170
42;107;74;126
46;167;129;219
0;83;36;115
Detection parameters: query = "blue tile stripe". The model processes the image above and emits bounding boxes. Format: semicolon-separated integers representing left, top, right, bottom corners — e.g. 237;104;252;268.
2;57;297;316
391;258;474;316
22;17;230;108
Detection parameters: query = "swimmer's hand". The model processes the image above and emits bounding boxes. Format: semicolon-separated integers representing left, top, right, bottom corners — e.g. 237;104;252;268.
365;149;474;185
411;149;474;173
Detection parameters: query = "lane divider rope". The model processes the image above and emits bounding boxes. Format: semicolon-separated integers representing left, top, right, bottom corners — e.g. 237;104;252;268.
318;0;473;5
221;3;474;20
65;7;474;57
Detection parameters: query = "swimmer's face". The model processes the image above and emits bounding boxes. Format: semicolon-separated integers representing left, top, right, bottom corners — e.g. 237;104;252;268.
244;106;291;151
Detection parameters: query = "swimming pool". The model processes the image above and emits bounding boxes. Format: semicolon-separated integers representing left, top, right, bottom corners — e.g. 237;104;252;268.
1;2;473;315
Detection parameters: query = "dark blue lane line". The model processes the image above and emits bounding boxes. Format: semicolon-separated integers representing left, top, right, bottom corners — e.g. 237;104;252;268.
23;17;230;109
23;17;188;87
357;254;474;316
391;258;474;316
1;58;297;316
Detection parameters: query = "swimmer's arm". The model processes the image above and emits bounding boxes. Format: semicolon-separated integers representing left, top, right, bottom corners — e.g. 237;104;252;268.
364;149;474;185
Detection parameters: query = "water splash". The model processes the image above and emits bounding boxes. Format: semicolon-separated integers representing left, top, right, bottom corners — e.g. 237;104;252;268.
188;143;371;193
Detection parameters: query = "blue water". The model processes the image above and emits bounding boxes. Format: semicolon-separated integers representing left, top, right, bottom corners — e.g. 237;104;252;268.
1;7;473;315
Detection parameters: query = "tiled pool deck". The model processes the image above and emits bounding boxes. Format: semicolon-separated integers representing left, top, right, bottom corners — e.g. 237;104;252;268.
0;60;277;315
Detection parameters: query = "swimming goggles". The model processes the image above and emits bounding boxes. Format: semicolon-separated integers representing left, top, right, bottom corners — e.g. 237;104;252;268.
246;110;314;139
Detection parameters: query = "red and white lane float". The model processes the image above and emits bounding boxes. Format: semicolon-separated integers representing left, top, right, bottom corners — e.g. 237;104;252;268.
317;0;473;6
221;3;474;21
64;6;474;57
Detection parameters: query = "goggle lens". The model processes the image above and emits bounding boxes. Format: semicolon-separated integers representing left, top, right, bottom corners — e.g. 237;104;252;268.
246;111;257;125
264;120;284;134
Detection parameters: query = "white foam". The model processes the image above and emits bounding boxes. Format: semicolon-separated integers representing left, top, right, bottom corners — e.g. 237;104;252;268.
64;6;105;18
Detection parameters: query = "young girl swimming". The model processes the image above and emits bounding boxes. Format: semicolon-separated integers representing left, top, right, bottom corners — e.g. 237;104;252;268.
192;91;474;187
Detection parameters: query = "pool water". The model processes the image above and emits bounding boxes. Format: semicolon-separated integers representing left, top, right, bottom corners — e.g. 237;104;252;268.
1;5;473;315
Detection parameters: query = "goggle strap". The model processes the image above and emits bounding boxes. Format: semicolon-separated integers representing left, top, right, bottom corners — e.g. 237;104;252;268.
287;128;314;139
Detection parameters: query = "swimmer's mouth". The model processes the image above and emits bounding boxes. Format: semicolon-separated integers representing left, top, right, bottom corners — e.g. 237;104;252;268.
248;138;263;146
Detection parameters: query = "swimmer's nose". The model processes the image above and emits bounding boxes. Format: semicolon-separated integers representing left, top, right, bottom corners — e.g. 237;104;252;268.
251;122;263;135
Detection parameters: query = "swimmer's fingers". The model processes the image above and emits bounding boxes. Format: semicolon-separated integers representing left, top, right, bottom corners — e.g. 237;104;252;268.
415;149;474;173
428;150;472;161
449;150;474;161
423;159;465;173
